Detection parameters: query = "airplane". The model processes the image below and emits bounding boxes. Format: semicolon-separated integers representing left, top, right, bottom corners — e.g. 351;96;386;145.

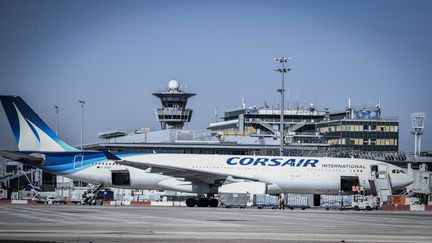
0;95;413;207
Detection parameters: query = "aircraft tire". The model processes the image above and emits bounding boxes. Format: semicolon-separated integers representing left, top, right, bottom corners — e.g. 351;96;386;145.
209;198;219;207
186;198;197;207
198;198;209;207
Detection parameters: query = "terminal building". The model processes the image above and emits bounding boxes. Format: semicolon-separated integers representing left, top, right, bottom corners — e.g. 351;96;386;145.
91;92;399;155
208;99;398;152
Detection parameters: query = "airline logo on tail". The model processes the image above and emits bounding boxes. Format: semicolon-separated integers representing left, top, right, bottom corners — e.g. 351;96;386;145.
0;96;78;152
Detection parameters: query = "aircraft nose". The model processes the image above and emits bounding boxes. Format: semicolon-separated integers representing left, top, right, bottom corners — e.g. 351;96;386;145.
391;174;414;189
399;174;414;188
404;175;414;187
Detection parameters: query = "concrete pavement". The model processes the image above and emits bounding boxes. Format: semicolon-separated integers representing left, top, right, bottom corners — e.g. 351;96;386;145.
0;205;431;242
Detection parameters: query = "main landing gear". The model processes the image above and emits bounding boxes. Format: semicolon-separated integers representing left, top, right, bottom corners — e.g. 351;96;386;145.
186;196;218;208
186;198;197;207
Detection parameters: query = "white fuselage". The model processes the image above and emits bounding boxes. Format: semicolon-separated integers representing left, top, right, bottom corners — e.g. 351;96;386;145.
64;154;411;195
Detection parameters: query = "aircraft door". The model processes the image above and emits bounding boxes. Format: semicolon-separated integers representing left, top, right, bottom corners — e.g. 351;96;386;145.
340;176;360;194
73;155;84;169
370;165;378;180
377;164;389;179
111;170;130;186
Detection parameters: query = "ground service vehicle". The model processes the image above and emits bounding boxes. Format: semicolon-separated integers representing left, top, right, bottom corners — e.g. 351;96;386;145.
352;195;380;211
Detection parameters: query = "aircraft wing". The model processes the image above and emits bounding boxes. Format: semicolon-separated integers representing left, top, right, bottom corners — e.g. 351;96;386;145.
0;150;44;166
115;159;273;185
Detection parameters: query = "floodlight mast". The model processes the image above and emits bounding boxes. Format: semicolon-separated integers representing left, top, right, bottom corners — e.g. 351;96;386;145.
274;57;291;156
411;112;426;157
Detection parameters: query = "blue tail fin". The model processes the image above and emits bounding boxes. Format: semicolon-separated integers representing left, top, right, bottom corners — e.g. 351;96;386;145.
0;96;78;152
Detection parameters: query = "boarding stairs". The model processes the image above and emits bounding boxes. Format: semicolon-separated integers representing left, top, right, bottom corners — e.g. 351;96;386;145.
372;171;392;205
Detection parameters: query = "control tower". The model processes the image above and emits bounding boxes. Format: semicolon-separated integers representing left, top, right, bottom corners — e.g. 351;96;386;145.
153;80;196;130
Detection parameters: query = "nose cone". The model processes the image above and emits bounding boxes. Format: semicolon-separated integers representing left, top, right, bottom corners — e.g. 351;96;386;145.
404;175;414;187
392;174;414;189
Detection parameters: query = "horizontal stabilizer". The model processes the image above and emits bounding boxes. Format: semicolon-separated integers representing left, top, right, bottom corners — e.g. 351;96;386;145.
103;150;122;161
0;150;44;166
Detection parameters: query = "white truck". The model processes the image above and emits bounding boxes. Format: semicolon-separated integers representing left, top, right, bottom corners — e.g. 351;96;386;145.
352;195;380;211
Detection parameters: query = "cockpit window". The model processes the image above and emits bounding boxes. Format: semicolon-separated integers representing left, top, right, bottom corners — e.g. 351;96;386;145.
391;169;406;174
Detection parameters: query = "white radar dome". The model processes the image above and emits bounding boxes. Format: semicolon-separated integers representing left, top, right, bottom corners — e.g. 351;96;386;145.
168;79;180;91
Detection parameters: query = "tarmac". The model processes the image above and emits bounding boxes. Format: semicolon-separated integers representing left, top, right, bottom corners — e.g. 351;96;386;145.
0;205;431;243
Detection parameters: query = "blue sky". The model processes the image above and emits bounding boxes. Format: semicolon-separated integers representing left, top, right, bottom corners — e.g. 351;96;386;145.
0;0;431;152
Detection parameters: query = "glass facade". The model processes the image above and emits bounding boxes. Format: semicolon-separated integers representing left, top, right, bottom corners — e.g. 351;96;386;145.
209;105;399;152
316;120;399;152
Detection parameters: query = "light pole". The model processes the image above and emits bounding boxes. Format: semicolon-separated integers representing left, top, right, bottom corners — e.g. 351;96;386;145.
54;105;63;196
77;100;85;189
54;106;59;135
78;100;85;150
274;57;291;156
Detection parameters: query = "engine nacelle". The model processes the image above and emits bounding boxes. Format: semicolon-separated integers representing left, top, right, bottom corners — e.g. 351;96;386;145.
219;181;267;194
158;178;211;194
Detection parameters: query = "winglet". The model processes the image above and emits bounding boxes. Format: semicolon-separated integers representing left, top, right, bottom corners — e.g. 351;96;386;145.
103;150;122;161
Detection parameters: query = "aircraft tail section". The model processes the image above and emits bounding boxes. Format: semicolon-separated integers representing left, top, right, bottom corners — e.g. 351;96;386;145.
0;95;78;152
